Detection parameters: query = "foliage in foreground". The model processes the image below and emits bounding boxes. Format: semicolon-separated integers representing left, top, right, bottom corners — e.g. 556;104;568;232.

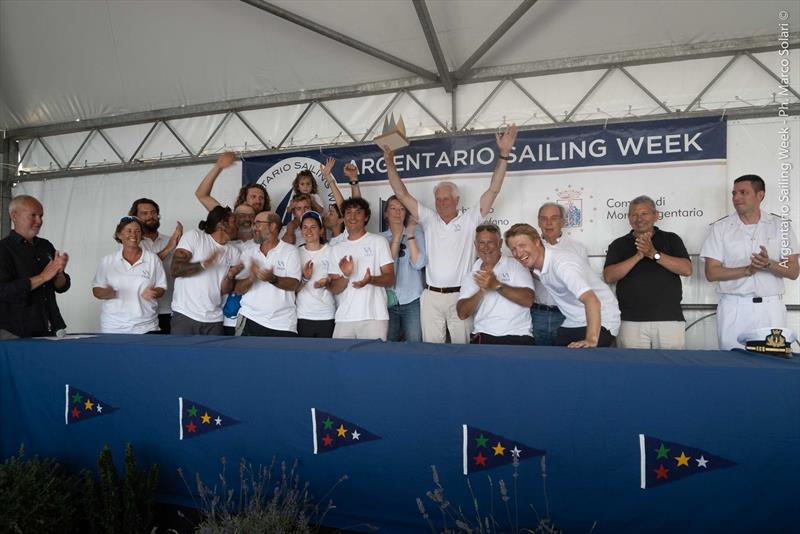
0;445;82;534
181;457;357;534
83;442;160;534
417;457;592;534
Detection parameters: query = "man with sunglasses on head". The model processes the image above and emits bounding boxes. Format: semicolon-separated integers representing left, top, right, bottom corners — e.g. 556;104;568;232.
381;195;426;342
128;198;183;334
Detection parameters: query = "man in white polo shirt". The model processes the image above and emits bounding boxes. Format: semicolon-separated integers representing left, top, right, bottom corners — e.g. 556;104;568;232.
505;223;620;347
329;197;395;340
170;206;243;335
383;124;518;344
701;174;799;350
457;223;534;345
235;211;301;337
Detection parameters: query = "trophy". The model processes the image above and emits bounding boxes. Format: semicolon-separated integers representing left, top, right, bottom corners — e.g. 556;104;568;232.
373;113;409;150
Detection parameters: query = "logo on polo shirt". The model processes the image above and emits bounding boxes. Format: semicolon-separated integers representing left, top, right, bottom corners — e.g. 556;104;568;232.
500;272;511;282
276;260;286;270
453;223;462;231
140;269;151;279
363;247;374;256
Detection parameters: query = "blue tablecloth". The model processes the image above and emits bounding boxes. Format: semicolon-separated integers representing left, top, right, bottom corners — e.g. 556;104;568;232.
2;335;798;532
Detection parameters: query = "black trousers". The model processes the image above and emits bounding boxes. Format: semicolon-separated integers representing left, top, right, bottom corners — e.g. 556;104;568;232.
470;332;535;345
241;318;298;338
555;326;616;347
297;319;335;338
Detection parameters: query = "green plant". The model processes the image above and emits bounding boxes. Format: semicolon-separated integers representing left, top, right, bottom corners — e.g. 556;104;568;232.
180;457;366;534
417;457;587;534
0;445;82;534
83;443;159;534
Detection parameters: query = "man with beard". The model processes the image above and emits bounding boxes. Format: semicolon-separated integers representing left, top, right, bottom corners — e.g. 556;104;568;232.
128;198;182;333
457;223;534;345
235;211;302;337
221;203;256;334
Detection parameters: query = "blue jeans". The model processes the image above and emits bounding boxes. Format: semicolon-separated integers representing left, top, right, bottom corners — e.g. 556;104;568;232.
532;306;565;346
387;298;422;342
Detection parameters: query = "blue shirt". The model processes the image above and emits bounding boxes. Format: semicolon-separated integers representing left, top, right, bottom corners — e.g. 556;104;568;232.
381;226;426;305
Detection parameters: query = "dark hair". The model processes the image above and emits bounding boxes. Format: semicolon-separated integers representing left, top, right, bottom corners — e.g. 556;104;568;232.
341;197;371;223
292;170;318;194
292;192;313;206
199;205;232;234
114;216;144;243
128;198;160;217
383;195;410;226
300;211;326;244
234;183;270;211
734;174;765;194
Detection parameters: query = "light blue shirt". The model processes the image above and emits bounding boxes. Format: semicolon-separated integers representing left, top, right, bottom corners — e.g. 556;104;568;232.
381;226;426;305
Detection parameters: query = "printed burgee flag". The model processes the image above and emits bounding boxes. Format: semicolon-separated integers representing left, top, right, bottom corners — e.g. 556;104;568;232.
65;384;117;424
463;425;545;475
640;434;737;488
179;397;240;440
311;408;381;454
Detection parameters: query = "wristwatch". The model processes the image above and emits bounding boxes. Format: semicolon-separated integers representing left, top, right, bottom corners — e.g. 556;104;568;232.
653;252;662;261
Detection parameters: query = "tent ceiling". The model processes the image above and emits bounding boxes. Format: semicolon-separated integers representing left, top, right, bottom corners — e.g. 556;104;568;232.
0;0;797;133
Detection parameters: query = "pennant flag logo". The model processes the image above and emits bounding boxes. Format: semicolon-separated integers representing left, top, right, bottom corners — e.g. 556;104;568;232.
639;434;737;488
311;408;381;454
65;384;117;425
179;397;240;440
463;425;545;475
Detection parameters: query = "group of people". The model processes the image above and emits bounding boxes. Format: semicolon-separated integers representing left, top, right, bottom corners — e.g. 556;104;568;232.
1;125;797;351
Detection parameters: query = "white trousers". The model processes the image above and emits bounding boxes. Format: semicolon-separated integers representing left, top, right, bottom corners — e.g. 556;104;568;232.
333;320;388;341
617;321;686;349
717;294;787;350
420;289;472;344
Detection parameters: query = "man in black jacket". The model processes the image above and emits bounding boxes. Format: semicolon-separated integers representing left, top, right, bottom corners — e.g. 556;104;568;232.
0;195;70;337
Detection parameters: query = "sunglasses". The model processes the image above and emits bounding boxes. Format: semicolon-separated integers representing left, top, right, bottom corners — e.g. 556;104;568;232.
119;216;141;223
399;242;406;257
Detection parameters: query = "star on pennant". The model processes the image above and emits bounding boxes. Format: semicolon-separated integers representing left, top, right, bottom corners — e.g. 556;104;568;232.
654;464;669;479
336;424;348;438
179;398;241;440
71;406;81;419
323;417;334;430
492;442;506;456
312;409;381;454
96;404;103;413
655;443;670;459
473;452;487;466
511;446;522;458
696;456;709;468
322;434;333;447
84;399;94;411
214;416;222;426
475;434;489;448
186;421;197;433
187;405;198;417
675;451;691;467
201;412;211;424
72;392;83;404
352;430;361;440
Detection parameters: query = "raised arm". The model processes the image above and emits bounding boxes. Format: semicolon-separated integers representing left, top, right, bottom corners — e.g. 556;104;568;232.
319;157;345;209
195;151;236;212
383;146;419;220
343;162;362;199
480;124;517;217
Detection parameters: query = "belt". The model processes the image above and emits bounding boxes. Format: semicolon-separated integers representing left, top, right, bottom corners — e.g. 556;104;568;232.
425;284;461;294
532;303;560;313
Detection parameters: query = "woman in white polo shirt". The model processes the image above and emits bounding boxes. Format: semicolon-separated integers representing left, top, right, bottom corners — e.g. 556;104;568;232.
92;216;167;333
295;211;336;337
